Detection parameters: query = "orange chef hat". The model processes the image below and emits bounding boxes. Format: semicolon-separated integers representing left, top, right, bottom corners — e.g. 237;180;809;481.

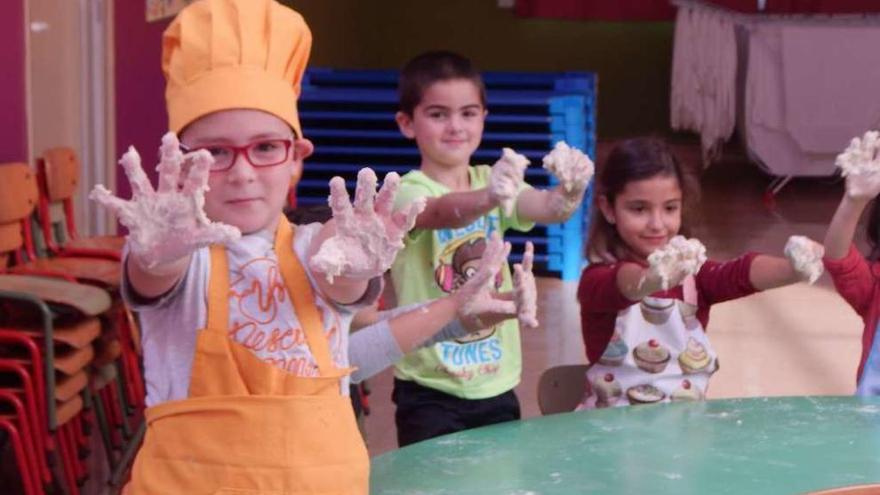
162;0;312;136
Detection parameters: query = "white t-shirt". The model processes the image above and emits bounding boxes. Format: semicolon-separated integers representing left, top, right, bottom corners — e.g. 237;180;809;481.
124;222;373;407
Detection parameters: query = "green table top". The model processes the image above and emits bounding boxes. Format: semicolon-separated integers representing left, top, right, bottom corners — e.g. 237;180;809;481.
370;396;880;495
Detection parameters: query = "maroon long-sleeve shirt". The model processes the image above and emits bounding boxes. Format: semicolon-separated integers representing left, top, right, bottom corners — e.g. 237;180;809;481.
823;244;880;384
578;253;760;364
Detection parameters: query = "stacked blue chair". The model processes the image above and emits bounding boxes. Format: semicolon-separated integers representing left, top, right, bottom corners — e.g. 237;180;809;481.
297;68;596;281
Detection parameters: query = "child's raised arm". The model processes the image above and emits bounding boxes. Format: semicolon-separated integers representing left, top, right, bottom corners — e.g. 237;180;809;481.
818;131;880;313
90;133;241;299
515;142;594;224
412;188;497;230
409;148;529;230
615;236;707;301
404;144;593;230
826;197;871;259
825;131;880;259
748;235;823;290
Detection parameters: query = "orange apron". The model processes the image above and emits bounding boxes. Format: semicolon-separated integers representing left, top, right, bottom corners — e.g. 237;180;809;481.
127;219;369;494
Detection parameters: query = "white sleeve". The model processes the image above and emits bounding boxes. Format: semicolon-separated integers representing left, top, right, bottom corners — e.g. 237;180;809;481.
348;303;469;383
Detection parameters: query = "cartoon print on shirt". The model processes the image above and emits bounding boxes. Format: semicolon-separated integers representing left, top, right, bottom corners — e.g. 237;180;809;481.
434;233;503;343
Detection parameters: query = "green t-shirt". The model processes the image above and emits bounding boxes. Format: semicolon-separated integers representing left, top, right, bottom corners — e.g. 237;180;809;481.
390;165;535;399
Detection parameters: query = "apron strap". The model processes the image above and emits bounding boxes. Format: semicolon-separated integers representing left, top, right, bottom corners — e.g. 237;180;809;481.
204;219;337;377
274;219;336;376
207;245;230;331
682;275;698;307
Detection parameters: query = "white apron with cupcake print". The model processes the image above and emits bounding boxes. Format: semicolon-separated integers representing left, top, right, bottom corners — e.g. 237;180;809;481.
579;276;718;409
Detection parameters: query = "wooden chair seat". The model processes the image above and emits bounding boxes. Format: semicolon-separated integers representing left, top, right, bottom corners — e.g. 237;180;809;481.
92;339;121;369
54;370;88;402
55;394;83;426
11;316;101;349
54;345;94;376
63;235;124;254
0;275;111;316
55;317;102;349
11;257;121;290
37;149;124;261
537;364;590;416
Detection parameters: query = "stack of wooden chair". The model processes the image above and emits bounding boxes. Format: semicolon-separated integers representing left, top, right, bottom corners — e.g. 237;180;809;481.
0;156;143;494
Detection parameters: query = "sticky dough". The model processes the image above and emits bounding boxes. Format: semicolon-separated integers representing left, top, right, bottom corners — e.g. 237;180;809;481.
312;230;401;284
542;141;594;193
836;131;880;175
647;236;707;290
784;235;824;285
491;148;529;216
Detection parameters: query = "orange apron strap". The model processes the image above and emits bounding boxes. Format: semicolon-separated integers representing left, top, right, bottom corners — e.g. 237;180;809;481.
207;245;230;330
273;219;336;376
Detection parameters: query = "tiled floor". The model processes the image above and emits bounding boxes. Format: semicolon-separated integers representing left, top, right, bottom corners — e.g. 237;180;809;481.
363;141;865;457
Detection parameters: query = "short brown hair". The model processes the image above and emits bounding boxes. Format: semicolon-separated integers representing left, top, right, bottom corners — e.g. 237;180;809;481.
398;51;487;115
587;137;700;262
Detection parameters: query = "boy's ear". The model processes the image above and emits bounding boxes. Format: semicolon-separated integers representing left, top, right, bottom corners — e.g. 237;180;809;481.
290;138;314;185
395;111;415;139
597;195;616;225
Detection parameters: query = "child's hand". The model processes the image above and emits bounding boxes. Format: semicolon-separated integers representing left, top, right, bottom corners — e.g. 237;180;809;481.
543;141;594;215
644;236;707;291
784;235;825;284
836;130;880;200
89;132;241;269
513;242;539;329
489;148;529;217
311;168;425;282
455;232;517;331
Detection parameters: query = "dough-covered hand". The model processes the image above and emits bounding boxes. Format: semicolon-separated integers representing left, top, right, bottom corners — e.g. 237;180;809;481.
645;236;707;290
489;148;529;216
455;232;516;330
836;130;880;200
311;168;425;282
543;141;594;198
89;132;241;269
513;241;538;329
784;235;824;284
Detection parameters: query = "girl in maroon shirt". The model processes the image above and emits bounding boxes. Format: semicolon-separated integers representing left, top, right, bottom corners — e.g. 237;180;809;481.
576;137;822;408
822;131;880;396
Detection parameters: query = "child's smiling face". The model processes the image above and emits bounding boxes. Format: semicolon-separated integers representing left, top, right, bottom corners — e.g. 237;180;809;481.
180;109;313;234
396;78;487;173
600;174;683;260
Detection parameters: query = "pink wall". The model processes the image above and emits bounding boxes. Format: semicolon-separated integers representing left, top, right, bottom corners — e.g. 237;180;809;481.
0;1;28;163
113;2;170;197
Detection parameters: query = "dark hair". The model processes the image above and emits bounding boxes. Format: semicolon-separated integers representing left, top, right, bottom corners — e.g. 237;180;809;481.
398;51;487;115
285;204;332;225
867;200;880;261
587;137;699;262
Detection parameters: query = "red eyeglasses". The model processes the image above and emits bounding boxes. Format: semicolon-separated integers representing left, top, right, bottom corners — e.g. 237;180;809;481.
179;139;293;172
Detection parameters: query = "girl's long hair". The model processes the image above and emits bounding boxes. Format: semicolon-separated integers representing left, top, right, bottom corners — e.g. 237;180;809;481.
587;137;700;262
866;199;880;261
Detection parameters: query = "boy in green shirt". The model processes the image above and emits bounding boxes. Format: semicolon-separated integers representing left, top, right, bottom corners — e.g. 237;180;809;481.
390;51;593;446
